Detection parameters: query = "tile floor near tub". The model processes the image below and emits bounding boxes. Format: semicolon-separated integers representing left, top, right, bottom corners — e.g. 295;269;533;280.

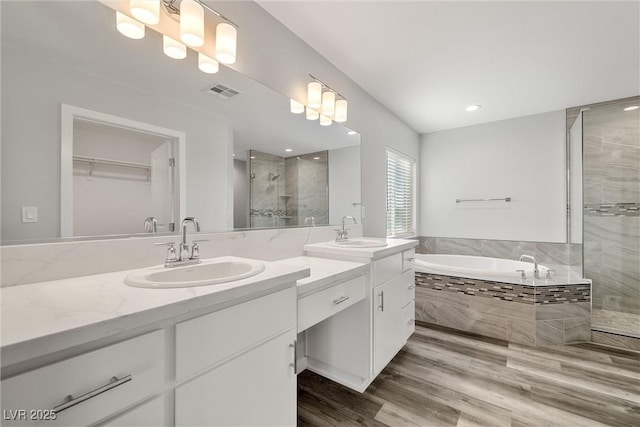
297;323;640;427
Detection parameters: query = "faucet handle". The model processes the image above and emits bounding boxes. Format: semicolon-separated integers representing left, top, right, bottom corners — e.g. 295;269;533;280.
190;239;209;259
516;269;526;280
154;242;177;262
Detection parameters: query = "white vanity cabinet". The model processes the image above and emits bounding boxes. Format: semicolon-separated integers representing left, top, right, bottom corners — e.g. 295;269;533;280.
303;240;418;392
174;287;297;426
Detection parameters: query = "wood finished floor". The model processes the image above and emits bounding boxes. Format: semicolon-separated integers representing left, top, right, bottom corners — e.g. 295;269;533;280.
297;323;640;427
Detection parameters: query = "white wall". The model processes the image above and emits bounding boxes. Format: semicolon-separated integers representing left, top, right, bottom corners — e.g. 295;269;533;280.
420;110;566;243
1;47;232;241
214;1;420;237
329;146;362;224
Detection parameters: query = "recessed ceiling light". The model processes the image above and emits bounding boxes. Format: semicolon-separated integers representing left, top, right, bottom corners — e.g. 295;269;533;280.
313;156;320;160
623;105;639;111
465;105;481;112
232;153;235;157
249;156;256;159
347;130;357;135
285;148;293;152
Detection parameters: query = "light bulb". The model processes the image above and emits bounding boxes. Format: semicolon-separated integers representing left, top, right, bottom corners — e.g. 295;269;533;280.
116;11;145;39
198;53;219;73
163;35;186;59
130;0;159;25
320;115;332;126
180;0;204;47
334;99;348;122
290;99;305;114
306;107;319;121
321;91;335;117
215;23;237;64
307;82;322;109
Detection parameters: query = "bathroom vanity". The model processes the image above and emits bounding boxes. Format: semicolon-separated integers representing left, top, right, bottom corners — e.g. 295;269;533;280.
1;259;307;426
1;237;417;425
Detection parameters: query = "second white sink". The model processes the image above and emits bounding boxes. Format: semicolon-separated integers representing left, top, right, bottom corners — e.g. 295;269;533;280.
125;257;266;289
327;238;388;248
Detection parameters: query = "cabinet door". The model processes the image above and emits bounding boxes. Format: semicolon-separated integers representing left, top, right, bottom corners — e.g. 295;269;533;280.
373;276;404;375
175;329;297;426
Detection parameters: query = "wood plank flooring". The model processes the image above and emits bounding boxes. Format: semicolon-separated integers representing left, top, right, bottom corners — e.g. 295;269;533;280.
297;323;640;427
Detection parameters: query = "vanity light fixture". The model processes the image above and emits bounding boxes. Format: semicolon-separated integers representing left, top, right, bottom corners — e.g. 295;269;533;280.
296;75;348;126
114;1;238;73
465;104;481;112
290;99;305;114
116;11;146;39
163;35;187;59
623;105;639;111
198;53;219;74
130;0;160;25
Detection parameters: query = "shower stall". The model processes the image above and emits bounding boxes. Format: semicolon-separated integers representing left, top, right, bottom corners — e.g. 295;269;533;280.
570;96;640;346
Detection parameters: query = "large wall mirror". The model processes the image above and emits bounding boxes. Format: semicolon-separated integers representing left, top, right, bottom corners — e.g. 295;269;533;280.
1;1;361;244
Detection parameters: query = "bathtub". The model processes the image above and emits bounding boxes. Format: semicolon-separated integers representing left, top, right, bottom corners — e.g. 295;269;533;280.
414;254;549;283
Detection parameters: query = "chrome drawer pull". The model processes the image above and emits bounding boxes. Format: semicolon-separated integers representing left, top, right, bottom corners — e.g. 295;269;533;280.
378;291;385;311
406;257;415;262
53;375;132;413
408;284;416;290
333;295;350;305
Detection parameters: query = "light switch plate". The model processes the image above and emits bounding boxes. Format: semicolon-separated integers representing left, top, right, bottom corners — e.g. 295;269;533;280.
21;206;38;223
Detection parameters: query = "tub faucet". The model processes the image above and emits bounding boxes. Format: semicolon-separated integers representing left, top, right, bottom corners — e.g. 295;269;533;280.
336;216;357;242
519;254;539;279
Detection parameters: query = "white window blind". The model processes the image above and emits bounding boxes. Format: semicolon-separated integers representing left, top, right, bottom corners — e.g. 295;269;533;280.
386;148;415;237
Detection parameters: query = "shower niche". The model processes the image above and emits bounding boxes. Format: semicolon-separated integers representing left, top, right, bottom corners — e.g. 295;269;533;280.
243;150;329;228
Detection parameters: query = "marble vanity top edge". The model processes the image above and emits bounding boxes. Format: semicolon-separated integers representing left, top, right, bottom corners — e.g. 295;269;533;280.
276;256;369;298
1;257;309;368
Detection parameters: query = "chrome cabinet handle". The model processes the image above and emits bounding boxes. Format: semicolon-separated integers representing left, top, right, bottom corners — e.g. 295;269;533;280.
52;375;132;413
333;296;350;305
289;341;297;373
378;291;385;311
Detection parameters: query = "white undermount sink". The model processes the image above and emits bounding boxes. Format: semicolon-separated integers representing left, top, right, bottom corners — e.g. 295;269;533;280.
124;257;266;289
327;238;389;248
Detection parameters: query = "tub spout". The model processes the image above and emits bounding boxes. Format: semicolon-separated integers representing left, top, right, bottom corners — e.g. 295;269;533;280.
519;255;539;279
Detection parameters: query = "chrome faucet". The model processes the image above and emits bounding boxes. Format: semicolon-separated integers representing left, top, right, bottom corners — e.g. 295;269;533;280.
519;254;539;279
336;216;357;242
155;217;204;268
144;217;158;233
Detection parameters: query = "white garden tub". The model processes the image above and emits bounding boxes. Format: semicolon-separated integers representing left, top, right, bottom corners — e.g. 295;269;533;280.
414;254;549;282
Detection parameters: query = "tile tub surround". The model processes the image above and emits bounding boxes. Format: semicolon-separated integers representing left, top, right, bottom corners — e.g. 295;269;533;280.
415;236;583;278
415;271;591;346
1;224;362;288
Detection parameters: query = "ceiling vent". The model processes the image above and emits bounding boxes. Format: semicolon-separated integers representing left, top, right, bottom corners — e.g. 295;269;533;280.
207;83;240;99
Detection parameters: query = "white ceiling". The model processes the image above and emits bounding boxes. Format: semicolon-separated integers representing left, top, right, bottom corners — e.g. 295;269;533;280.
258;1;640;134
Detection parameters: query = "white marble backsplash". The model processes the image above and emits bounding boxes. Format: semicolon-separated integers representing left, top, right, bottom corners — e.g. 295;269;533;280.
1;225;363;287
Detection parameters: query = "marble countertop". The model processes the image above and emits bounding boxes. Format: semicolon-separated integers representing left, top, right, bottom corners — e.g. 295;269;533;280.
0;256;309;368
275;256;368;298
303;238;418;260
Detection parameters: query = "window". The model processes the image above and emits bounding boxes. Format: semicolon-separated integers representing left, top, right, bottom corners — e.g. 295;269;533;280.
386;147;416;237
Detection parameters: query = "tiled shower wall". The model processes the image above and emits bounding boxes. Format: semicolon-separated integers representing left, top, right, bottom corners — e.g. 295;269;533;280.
415;237;583;276
582;98;640;333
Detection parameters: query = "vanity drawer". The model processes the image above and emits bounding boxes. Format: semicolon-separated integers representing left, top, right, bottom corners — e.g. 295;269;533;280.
403;249;416;272
373;253;403;286
1;330;165;427
298;274;366;332
175;287;296;382
402;300;416;342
